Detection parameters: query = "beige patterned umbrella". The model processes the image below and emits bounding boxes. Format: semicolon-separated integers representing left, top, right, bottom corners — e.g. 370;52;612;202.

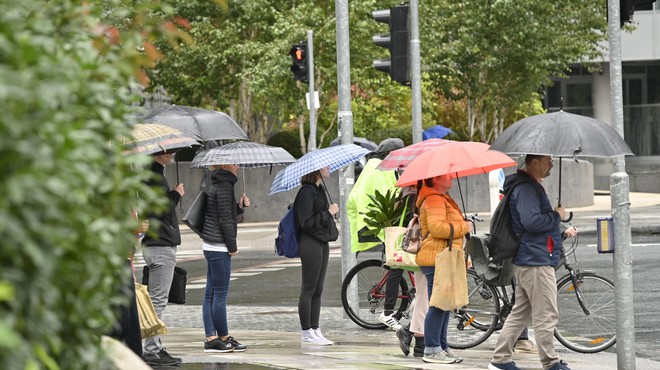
120;124;199;155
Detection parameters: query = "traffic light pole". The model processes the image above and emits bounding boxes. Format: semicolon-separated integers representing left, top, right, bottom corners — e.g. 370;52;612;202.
409;0;422;144
306;30;317;151
607;1;635;369
334;0;357;312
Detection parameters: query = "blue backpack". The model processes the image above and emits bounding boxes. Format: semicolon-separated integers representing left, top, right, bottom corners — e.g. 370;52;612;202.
274;185;313;258
275;204;300;258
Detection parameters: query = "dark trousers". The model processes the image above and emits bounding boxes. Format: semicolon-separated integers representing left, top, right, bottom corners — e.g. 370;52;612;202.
109;260;142;357
298;236;329;330
384;268;405;314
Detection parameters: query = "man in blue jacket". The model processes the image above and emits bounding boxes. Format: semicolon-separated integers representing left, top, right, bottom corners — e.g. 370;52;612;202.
489;155;573;370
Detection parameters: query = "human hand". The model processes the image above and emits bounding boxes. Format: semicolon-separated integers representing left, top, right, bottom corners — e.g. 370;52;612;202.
328;203;339;216
554;206;566;220
229;251;238;257
241;193;250;207
464;220;473;233
564;226;578;238
175;183;185;197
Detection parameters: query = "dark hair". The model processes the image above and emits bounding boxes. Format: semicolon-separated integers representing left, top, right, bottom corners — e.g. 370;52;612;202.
424;177;434;187
301;170;320;185
524;154;545;166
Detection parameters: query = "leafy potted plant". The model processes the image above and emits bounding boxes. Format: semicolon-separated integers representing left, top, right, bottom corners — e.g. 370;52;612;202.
361;188;407;239
361;189;417;268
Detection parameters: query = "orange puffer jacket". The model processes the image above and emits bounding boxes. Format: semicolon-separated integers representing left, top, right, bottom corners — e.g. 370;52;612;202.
415;186;469;267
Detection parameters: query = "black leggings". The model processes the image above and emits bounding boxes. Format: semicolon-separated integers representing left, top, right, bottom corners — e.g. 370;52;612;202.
298;236;329;330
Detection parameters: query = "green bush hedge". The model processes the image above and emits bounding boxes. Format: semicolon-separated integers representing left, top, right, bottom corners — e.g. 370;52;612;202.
0;1;169;369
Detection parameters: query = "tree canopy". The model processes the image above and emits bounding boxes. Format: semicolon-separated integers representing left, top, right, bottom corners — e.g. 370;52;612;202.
148;0;607;151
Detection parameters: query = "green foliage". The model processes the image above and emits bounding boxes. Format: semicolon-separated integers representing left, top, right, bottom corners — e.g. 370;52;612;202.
421;0;607;142
361;189;405;237
0;0;178;368
267;129;304;158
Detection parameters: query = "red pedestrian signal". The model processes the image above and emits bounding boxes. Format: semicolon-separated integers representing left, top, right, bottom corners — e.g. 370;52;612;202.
289;42;308;83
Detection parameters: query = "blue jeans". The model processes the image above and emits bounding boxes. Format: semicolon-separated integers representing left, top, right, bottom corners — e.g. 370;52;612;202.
420;266;450;353
202;251;232;338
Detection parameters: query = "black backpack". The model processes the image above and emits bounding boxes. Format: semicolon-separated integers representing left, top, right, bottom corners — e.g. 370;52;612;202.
486;177;533;263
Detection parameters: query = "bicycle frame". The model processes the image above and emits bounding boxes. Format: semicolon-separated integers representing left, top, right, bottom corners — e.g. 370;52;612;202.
368;269;416;303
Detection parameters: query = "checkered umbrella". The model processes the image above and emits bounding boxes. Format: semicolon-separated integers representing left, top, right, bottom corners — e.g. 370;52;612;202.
377;138;450;170
269;144;371;195
120;124;199;155
190;141;295;168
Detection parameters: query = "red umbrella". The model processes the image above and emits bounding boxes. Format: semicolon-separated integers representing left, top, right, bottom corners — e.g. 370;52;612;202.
377;138;450;170
395;141;516;187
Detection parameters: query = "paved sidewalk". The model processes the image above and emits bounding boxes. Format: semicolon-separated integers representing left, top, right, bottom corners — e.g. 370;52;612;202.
156;192;660;369
161;305;660;370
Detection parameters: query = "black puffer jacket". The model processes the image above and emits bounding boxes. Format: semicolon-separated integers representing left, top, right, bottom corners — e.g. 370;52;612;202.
295;184;337;243
143;161;182;247
200;169;244;252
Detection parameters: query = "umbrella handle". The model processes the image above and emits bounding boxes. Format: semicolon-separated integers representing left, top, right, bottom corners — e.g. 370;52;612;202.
175;153;183;213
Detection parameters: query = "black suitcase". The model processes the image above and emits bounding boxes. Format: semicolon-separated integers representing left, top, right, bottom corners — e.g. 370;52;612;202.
142;265;187;304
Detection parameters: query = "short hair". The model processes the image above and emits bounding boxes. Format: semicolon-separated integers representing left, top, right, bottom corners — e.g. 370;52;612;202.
423;177;434;187
301;171;320;185
524;154;545;166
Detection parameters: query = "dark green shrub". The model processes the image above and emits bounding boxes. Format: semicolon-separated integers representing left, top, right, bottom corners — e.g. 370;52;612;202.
0;1;176;369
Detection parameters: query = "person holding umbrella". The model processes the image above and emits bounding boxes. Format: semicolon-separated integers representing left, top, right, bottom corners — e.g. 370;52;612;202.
414;174;471;364
488;155;574;370
141;151;185;367
199;163;250;353
295;166;339;345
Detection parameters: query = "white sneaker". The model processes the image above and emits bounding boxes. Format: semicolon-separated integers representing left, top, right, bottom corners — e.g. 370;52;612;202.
301;329;330;346
312;328;333;345
378;313;402;330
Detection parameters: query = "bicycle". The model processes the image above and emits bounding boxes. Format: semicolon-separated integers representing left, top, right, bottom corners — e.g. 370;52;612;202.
340;214;483;330
340;246;416;330
447;230;617;353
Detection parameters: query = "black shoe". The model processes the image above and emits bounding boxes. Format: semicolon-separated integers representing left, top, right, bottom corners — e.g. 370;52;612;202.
226;336;248;352
396;327;412;356
413;336;425;358
204;338;234;353
142;349;182;366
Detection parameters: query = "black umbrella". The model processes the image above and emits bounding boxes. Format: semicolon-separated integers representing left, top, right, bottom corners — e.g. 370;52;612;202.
142;105;248;142
490;111;634;207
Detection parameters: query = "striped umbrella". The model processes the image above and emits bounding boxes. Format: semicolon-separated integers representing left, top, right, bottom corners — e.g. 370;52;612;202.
191;141;295;169
269;144;371;195
120;124;199;155
377;138;450;170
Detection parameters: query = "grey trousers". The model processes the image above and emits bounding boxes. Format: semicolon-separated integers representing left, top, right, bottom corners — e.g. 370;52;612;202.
492;265;559;369
142;245;177;355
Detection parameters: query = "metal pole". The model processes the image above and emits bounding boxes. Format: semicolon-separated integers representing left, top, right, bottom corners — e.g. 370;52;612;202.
409;0;423;144
307;30;317;151
607;1;636;369
334;1;356;290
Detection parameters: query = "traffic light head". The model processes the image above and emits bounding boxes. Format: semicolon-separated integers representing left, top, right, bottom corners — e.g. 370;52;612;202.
289;42;308;83
372;4;409;85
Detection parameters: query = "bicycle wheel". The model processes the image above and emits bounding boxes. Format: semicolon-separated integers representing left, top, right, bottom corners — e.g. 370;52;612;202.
555;272;616;353
447;269;500;349
341;259;410;329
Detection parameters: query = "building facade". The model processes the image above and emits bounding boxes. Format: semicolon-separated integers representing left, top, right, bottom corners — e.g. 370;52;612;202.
543;5;660;191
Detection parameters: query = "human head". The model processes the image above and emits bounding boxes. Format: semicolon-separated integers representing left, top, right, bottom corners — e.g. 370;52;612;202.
211;163;239;176
369;138;405;160
300;166;329;185
153;152;174;165
423;174;453;194
524;154;553;181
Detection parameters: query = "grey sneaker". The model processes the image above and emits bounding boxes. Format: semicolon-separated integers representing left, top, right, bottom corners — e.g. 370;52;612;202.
443;349;463;363
395;327;412;356
422;351;456;364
